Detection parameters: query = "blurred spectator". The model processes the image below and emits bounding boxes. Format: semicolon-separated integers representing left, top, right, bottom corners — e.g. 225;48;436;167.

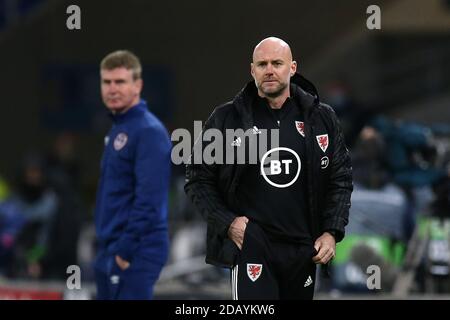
45;132;82;193
0;154;58;279
324;81;373;148
331;127;409;293
370;116;446;188
414;176;450;293
43;132;86;279
349;127;410;241
0;143;86;280
370;116;449;238
0;193;25;274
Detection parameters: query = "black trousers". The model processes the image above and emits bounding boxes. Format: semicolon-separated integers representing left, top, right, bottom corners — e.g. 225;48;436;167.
231;222;317;300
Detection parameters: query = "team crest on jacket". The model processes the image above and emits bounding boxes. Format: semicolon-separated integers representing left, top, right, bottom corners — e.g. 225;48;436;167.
114;133;128;151
316;134;329;153
247;263;262;282
295;121;305;137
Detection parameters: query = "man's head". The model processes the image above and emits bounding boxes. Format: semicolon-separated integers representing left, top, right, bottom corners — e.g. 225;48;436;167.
100;50;143;113
251;37;297;99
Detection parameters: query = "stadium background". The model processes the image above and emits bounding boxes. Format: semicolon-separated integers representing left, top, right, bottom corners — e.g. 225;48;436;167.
0;0;449;299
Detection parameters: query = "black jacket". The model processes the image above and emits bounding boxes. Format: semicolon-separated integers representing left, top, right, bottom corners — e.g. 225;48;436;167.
185;73;353;268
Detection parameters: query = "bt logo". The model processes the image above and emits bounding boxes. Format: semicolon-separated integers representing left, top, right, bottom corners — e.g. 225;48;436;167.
260;147;301;188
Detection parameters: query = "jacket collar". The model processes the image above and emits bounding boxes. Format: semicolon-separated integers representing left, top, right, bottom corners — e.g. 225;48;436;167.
109;99;147;124
232;73;319;130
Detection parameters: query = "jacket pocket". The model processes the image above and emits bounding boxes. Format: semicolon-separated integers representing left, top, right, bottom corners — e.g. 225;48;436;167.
106;255;124;299
219;238;239;267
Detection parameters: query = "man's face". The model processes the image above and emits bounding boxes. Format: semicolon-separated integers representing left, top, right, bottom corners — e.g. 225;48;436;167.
251;41;296;98
100;67;142;113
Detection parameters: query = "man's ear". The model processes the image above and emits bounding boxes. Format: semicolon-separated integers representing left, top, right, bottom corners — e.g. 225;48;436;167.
291;61;297;76
135;78;143;94
250;63;255;78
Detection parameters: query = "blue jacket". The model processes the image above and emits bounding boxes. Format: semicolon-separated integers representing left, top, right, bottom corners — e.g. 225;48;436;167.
95;100;171;268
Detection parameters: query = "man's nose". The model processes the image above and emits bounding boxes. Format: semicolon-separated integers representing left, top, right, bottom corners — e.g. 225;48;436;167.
109;82;118;92
265;63;274;74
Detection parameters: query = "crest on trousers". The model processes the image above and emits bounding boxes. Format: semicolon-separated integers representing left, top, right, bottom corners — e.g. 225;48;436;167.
114;133;128;151
247;263;263;282
295;121;305;137
316;134;329;153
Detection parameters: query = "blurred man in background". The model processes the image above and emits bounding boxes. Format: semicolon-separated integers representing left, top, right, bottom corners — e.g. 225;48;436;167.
0;155;57;279
94;50;171;300
185;37;353;299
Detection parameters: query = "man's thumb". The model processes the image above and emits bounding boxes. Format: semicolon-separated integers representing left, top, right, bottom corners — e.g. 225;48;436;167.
314;241;321;253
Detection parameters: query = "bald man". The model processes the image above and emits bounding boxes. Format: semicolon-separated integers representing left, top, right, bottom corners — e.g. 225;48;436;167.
185;37;353;299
